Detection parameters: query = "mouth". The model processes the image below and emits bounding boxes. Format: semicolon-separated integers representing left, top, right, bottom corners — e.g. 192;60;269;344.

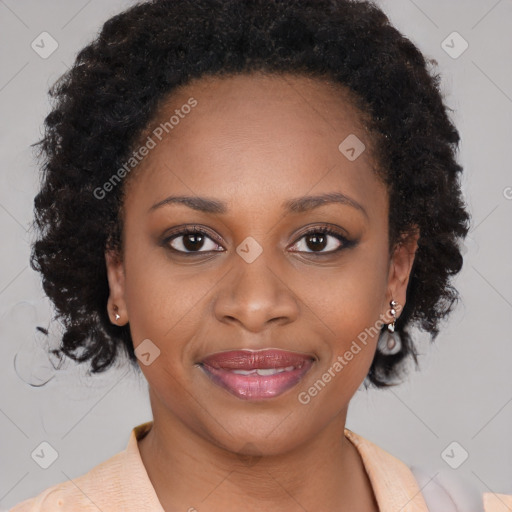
199;349;315;401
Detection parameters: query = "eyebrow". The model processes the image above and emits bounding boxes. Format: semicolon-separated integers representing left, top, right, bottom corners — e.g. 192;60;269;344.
148;192;367;217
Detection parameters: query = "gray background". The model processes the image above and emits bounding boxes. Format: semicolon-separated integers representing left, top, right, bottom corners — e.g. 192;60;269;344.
0;0;511;509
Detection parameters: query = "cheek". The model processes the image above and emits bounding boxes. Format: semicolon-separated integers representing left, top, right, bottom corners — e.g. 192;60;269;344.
121;237;236;396
292;263;388;416
121;228;188;349
315;243;389;335
301;242;390;384
123;252;205;354
122;249;206;412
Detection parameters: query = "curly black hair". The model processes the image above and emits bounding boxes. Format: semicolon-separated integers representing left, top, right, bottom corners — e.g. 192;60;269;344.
30;0;470;387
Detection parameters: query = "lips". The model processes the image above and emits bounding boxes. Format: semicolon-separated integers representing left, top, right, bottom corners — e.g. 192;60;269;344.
199;349;314;400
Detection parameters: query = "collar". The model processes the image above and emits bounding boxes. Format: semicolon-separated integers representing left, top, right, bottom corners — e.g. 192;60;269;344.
344;428;429;511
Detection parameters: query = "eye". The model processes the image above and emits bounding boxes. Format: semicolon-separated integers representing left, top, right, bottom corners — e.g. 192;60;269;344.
289;226;351;254
164;226;224;254
162;224;354;255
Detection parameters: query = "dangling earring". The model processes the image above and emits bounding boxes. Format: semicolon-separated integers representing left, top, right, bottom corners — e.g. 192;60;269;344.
377;330;401;355
387;299;398;332
377;300;401;355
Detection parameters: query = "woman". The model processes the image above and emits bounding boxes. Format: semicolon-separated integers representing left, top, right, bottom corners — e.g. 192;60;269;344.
9;0;511;510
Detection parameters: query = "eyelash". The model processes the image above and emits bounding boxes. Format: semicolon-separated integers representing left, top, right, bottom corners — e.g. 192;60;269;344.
162;224;354;256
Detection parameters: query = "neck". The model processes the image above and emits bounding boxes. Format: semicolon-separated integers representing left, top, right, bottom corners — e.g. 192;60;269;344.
138;394;378;512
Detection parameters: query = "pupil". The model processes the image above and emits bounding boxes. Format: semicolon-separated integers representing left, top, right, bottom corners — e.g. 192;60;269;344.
183;233;204;251
307;233;326;251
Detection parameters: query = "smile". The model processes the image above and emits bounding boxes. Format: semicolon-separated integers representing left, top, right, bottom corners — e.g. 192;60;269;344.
199;349;314;400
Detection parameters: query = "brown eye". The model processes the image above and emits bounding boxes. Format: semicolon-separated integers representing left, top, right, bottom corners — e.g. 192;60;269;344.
165;228;223;253
304;232;329;252
289;227;351;254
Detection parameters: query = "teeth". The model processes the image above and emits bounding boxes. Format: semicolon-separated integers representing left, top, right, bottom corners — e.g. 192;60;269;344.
256;368;280;376
231;366;296;376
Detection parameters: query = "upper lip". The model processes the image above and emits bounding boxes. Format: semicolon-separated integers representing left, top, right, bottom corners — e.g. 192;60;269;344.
200;349;315;370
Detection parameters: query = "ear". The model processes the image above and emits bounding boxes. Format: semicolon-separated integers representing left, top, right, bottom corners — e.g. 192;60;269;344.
105;248;128;325
386;227;420;319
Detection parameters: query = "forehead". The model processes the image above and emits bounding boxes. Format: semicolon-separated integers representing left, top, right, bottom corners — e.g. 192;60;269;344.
149;72;372;149
123;72;385;218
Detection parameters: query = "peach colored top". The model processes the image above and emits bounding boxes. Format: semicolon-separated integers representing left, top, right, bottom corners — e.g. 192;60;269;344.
9;421;512;512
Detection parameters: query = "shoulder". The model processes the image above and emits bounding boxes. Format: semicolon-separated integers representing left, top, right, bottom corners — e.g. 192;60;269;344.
409;465;479;511
345;428;512;512
410;465;512;512
8;450;126;512
483;492;512;512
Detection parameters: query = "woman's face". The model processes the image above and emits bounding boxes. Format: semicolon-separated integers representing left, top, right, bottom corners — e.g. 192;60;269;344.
106;73;417;455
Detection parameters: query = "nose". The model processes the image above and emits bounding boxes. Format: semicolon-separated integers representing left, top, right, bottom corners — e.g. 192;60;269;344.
213;247;300;333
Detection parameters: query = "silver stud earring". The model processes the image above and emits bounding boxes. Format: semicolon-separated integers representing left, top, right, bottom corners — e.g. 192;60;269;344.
112;305;121;322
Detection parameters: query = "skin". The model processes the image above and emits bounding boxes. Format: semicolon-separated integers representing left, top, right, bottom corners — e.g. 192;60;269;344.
105;72;419;512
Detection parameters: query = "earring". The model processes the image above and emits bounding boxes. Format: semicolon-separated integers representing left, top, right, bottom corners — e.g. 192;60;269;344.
112;305;121;322
377;299;401;356
387;299;398;332
377;330;402;355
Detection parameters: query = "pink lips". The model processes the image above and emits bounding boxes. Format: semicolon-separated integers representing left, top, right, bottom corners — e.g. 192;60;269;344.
200;349;314;400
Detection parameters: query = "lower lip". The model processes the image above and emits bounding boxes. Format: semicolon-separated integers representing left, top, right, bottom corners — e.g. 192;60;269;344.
200;360;314;400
